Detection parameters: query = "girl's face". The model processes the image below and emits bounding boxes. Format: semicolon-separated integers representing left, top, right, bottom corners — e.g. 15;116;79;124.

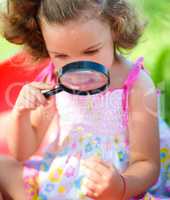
41;18;114;69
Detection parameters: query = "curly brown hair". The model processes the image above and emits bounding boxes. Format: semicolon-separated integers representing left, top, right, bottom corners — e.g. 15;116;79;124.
1;0;145;60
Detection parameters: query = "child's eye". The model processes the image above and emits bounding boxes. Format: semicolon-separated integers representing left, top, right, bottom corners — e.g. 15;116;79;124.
84;49;99;55
54;54;68;59
53;49;99;59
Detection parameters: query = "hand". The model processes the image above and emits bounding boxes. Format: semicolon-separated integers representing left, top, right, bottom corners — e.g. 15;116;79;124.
81;156;124;200
13;82;54;115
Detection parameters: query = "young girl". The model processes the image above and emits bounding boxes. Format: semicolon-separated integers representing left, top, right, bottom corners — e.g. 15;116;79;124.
0;0;161;199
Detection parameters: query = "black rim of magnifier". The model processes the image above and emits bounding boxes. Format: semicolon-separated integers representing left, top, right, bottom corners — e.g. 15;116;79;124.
43;61;110;97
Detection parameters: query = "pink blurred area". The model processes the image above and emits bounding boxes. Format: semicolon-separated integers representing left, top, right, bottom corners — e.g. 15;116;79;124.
0;52;50;155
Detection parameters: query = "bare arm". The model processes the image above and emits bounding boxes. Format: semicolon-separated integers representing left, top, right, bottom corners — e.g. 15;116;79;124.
123;71;160;199
6;82;57;161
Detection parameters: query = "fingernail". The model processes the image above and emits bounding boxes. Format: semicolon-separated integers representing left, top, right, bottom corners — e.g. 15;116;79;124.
94;192;98;197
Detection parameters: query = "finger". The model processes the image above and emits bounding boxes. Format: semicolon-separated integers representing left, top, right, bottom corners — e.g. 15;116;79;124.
89;155;116;173
29;89;47;106
89;155;112;169
23;84;47;106
81;165;101;183
30;82;54;90
14;94;38;112
82;177;102;193
16;99;37;111
23;91;38;106
22;92;41;109
23;97;38;109
81;166;110;195
81;185;98;199
82;177;96;192
82;159;109;177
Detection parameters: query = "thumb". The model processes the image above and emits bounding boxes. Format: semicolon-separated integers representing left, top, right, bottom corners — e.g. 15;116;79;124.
30;82;54;90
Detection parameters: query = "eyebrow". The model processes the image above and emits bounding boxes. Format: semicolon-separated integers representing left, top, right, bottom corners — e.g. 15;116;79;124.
48;42;102;55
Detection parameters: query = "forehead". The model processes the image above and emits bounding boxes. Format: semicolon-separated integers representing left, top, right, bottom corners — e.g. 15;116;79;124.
40;18;111;51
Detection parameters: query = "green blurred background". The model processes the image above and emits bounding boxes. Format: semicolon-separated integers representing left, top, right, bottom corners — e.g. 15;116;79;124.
0;0;170;123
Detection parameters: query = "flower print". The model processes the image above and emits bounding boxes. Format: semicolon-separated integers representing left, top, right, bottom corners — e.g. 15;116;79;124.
113;133;127;148
79;135;85;144
74;178;87;199
24;174;39;200
91;140;96;145
160;148;169;163
165;164;170;193
44;152;55;160
165;163;170;177
76;126;84;133
93;137;101;148
85;143;93;153
71;142;77;149
118;150;126;162
40;153;57;171
58;147;70;156
74;176;83;189
44;183;55;193
142;193;155;200
113;134;120;145
95;149;102;158
58;185;66;193
40;162;49;171
165;175;170;193
48;167;63;183
65;135;71;143
65;166;75;177
37;193;48;200
86;132;93;138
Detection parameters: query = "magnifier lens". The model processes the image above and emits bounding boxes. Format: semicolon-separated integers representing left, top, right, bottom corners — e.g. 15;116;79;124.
43;61;110;98
60;70;108;91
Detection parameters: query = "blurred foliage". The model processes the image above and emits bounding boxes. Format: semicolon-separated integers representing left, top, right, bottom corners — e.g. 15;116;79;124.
152;48;170;124
0;37;21;59
129;0;170;124
0;0;170;123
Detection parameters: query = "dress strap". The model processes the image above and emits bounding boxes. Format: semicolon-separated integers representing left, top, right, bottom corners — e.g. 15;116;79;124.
34;62;57;85
123;57;144;91
122;57;145;125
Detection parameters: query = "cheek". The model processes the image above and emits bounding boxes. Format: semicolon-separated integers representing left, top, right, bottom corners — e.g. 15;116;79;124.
96;47;114;69
49;55;67;69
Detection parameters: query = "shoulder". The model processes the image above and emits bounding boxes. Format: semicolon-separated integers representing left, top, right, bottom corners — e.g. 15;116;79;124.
128;69;158;120
132;69;156;94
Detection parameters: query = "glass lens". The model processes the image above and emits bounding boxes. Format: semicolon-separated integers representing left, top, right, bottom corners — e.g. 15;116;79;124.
60;70;108;91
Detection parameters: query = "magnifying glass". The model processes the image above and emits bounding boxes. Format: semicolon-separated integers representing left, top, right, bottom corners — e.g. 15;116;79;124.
43;61;110;97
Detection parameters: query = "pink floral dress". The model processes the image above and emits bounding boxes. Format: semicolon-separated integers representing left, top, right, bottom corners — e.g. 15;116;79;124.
23;57;170;200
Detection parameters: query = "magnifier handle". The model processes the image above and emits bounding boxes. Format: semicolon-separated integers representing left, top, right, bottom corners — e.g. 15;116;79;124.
42;86;63;98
